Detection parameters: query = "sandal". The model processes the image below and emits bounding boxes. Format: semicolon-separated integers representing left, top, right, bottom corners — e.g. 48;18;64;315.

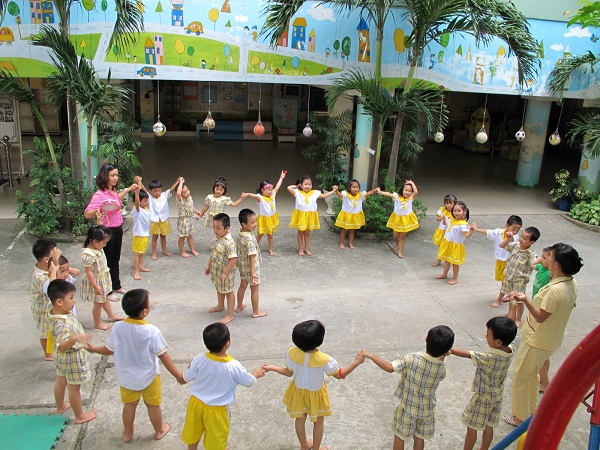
114;288;127;294
107;294;120;302
502;415;522;427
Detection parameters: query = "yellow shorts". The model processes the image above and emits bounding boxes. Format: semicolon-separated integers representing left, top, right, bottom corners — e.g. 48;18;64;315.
120;375;162;406
150;220;172;236
132;236;149;254
181;395;230;449
495;260;507;282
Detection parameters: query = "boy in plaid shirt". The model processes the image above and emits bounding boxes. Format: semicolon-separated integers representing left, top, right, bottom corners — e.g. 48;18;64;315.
235;208;267;318
450;317;517;450
360;325;454;449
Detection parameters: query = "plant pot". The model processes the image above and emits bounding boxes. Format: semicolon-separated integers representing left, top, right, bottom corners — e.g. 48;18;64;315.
323;190;336;216
554;198;572;211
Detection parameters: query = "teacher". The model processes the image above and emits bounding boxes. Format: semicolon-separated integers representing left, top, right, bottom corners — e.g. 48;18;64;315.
84;163;136;301
504;242;583;426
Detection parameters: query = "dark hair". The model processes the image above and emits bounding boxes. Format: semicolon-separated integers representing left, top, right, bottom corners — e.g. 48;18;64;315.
346;179;360;190
122;289;149;318
84;225;111;248
239;208;256;225
443;194;457;205
542;246;552;254
506;215;523;226
523;226;540;242
550;243;583;276
401;181;413;195
58;255;69;265
96;163;118;192
426;325;455;357
138;189;149;201
486;316;517;346
203;322;230;352
257;180;273;195
292;320;325;352
452;201;470;221
213;177;228;194
296;175;311;186
148;179;162;190
47;279;76;304
213;213;230;229
32;239;56;262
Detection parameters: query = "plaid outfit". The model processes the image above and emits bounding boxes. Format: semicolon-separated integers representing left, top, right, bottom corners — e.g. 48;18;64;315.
49;313;91;384
500;242;536;294
31;266;51;338
204;195;233;228
461;347;514;430
209;233;237;293
177;196;195;237
391;351;446;440
80;248;112;303
236;231;261;283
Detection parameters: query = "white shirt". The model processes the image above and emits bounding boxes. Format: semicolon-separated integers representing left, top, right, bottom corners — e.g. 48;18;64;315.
184;352;255;406
131;206;150;237
43;274;77;316
341;191;366;214
105;319;169;391
487;228;519;261
148;190;172;222
258;194;277;217
285;347;339;391
294;190;321;212
393;193;414;216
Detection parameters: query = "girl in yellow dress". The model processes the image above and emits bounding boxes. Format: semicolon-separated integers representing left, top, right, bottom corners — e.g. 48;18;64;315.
379;180;420;258
262;320;364;450
432;194;457;266
287;176;338;256
436;201;475;285
334;179;380;250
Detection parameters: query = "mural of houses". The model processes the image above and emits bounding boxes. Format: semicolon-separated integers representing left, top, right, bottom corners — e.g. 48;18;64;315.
291;17;307;50
171;0;184;27
154;35;165;65
277;27;288;47
41;1;54;23
144;37;156;65
30;1;42;24
357;17;370;62
307;29;316;52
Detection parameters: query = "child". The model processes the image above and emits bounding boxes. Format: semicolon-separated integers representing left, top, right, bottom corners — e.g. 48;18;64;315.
473;216;522;307
181;322;265;450
432;194;457;266
176;177;203;258
263;320;364;450
360;325;455;450
31;239;59;360
134;175;180;260
235;208;267;318
334;179;379;250
287;175;338;256
531;247;552;392
243;171;287;256
450;317;517;450
198;177;244;230
436;201;475;285
205;213;238;324
90;289;184;443
81;225;124;330
131;185;151;280
47;280;96;424
501;227;540;327
379;180;419;258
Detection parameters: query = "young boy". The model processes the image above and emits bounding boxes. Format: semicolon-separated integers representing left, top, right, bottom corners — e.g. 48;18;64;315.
131;185;151;280
236;208;267;318
176;177;202;258
500;226;540;326
31;238;60;360
47;280;97;424
473;216;522;307
134;175;180;260
450;317;517;450
205;213;238;324
90;289;184;442
181;322;265;450
360;325;455;450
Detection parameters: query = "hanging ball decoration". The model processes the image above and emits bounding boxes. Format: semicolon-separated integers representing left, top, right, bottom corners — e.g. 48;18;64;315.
153;120;166;137
203;112;215;131
254;121;265;138
515;127;526;142
303;124;313;137
549;130;561;146
476;131;488;144
433;131;444;143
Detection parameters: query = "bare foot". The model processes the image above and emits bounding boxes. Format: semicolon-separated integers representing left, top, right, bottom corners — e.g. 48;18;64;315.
56;402;71;414
392;245;398;252
302;439;314;450
305;250;313;256
191;250;199;257
447;279;458;285
269;250;276;256
151;254;158;261
139;267;151;272
349;244;356;250
339;244;346;250
75;410;97;424
298;250;305;256
94;323;110;331
180;252;190;258
539;385;548;393
43;354;53;361
208;306;225;313
397;252;403;259
155;422;171;440
435;274;447;280
123;425;134;443
490;301;501;308
108;315;125;322
162;251;172;257
133;273;142;281
252;311;268;318
220;315;234;324
432;261;441;267
235;304;248;313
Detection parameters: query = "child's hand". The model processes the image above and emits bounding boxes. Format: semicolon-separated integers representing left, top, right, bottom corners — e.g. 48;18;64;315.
442;217;448;226
179;176;185;184
176;371;187;385
252;367;266;378
280;170;287;179
93;285;104;295
376;187;381;192
134;176;142;184
332;185;338;192
219;273;228;282
241;192;248;198
251;273;259;285
470;222;477;230
358;350;371;359
95;210;106;224
49;260;59;277
508;291;526;303
204;266;210;276
506;231;514;239
355;352;366;364
75;333;92;344
261;364;274;373
52;247;62;263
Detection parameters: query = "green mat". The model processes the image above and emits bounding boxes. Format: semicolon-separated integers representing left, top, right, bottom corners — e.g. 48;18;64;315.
0;414;70;450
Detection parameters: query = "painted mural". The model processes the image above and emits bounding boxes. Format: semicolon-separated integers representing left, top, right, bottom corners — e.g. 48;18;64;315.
0;0;599;98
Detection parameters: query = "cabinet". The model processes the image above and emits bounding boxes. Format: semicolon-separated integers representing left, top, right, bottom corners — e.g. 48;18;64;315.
18;88;61;135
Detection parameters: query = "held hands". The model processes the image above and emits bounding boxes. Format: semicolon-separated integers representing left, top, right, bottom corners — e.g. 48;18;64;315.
332;185;339;192
134;176;142;184
508;291;526;303
93;285;104;295
179;176;185;184
355;351;366;364
506;231;514;239
241;192;249;198
175;371;187;385
358;350;371;360
261;364;276;373
252;366;266;378
470;222;477;230
95;210;107;225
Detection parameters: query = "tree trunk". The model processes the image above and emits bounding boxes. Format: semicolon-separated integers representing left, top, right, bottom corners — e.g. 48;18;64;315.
372;123;384;189
388;110;404;183
67;96;83;181
367;120;380;189
87;120;93;189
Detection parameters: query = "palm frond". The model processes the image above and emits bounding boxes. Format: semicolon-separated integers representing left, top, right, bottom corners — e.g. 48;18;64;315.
566;107;600;159
547;52;598;100
260;0;308;48
108;0;144;54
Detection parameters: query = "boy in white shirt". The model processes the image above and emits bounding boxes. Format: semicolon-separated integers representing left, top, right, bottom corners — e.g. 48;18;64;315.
181;322;264;450
131;185;151;280
91;289;184;443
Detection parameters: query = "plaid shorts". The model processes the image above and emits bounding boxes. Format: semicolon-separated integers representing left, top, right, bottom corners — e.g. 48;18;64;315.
177;217;194;237
501;278;528;294
393;404;435;441
55;348;91;384
461;393;502;430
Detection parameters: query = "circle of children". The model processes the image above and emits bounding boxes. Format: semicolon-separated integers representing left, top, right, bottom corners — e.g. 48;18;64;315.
29;172;554;450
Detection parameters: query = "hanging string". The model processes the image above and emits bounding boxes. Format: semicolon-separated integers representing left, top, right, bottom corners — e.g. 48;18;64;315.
258;83;262;122
521;99;527;125
307;84;311;119
157;80;160;120
556;102;564;127
208;81;211;113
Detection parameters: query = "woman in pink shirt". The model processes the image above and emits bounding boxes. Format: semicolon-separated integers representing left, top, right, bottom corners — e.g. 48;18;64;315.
84;164;136;300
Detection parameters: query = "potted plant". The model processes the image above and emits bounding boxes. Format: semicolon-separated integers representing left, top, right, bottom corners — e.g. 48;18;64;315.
549;169;590;211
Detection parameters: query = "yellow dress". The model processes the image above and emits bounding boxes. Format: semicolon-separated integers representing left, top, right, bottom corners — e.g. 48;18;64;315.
432;207;452;246
437;218;470;265
335;191;366;230
257;194;280;235
386;193;419;232
289;190;321;231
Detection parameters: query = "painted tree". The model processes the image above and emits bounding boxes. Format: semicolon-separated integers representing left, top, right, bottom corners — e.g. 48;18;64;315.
187;45;195;67
156;0;163;24
209;8;219;31
174;39;185;64
333;39;340;58
341;36;351;61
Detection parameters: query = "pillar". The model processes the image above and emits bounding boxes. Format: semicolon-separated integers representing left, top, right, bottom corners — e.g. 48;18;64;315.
78;110;99;188
578;156;600;194
516;99;552;187
353;102;372;190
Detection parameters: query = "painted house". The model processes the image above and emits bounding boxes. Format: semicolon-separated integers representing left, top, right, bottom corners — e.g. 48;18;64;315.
30;1;42;24
171;0;184;27
154;35;165;65
41;1;54;23
307;29;316;52
291;17;307;51
357;17;370;62
277;22;289;47
144;37;156;65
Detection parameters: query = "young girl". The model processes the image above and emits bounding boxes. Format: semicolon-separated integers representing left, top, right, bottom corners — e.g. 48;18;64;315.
198;177;244;230
334;179;379;250
243;170;287;256
176;177;202;258
379;180;419;258
262;320;364;450
287;176;338;256
432;194;457;266
81;225;124;330
436;201;475;285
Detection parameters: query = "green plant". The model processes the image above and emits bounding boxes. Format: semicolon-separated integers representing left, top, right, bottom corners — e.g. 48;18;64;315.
569;195;600;226
549;169;590;203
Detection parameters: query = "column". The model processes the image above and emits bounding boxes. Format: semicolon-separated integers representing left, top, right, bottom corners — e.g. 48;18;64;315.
353;102;372;190
578;156;600;194
516;99;552;187
332;95;354;177
78;108;99;188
